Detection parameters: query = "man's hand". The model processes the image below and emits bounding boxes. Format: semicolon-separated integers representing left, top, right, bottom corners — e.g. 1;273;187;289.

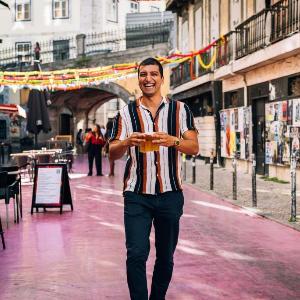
125;132;146;147
152;130;199;155
152;132;176;147
109;132;146;160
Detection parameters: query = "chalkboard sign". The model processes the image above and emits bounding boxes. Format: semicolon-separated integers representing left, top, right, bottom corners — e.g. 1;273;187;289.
31;163;73;214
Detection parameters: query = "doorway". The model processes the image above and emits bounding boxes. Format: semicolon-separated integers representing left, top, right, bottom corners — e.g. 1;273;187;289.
252;98;268;175
60;113;72;135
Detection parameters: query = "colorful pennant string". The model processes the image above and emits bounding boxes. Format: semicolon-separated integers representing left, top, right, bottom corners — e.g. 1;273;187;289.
0;38;223;91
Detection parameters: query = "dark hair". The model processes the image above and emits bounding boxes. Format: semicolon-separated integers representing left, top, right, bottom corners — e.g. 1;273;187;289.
138;57;163;78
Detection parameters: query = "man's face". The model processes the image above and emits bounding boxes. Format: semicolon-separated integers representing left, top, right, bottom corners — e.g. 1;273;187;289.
138;64;164;97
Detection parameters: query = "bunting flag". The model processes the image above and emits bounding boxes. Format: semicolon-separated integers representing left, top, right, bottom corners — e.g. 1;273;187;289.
0;37;224;91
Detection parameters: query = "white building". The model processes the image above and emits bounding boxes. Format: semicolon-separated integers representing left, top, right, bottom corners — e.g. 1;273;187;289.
0;0;165;49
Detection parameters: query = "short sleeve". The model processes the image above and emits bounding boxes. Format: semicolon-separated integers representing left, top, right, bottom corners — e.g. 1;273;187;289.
180;103;196;135
109;112;127;142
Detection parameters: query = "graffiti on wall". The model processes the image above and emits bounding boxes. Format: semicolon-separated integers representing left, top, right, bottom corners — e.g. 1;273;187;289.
220;106;251;159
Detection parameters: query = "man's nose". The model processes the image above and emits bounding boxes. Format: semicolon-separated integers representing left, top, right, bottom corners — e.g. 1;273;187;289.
145;74;152;81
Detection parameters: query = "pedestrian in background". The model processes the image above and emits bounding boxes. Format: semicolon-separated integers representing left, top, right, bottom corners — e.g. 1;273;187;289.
76;128;83;154
33;42;41;71
85;124;105;176
109;57;199;300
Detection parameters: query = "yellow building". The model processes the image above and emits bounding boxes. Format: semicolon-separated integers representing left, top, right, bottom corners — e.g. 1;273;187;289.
167;0;300;180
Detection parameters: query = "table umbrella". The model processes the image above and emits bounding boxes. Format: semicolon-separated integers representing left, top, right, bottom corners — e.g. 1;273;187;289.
0;104;26;118
26;89;51;148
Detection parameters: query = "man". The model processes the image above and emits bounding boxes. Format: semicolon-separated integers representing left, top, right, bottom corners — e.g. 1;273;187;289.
109;57;198;300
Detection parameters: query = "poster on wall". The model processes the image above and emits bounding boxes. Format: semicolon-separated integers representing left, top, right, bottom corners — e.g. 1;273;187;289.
293;99;300;126
220;106;251;159
265;99;295;165
290;126;300;155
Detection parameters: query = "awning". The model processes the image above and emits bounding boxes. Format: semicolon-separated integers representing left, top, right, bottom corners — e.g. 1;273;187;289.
0;104;27;118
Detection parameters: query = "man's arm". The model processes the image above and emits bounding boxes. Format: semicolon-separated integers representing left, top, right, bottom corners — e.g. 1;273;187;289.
109;132;146;160
152;130;199;155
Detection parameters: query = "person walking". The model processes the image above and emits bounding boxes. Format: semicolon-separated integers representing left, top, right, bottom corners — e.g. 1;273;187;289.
109;57;199;300
33;42;41;71
76;128;83;154
85;124;105;176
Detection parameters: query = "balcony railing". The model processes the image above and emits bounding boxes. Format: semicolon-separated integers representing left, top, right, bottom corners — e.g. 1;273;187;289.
235;9;268;59
215;31;235;69
171;0;299;88
271;0;300;42
0;22;173;71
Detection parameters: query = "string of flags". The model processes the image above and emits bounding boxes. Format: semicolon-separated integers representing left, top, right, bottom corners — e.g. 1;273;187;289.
0;37;225;91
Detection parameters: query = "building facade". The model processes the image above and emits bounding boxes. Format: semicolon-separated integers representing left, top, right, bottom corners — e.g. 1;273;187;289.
167;0;300;180
0;0;166;63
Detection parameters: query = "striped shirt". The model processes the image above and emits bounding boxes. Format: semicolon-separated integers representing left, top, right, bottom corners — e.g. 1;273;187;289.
110;97;196;195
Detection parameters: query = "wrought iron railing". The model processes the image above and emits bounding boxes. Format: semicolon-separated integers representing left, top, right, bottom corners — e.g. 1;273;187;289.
0;36;76;71
0;21;173;71
270;0;300;42
215;31;235;68
235;9;268;59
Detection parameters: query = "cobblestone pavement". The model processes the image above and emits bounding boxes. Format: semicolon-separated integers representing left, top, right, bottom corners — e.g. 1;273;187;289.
183;159;300;231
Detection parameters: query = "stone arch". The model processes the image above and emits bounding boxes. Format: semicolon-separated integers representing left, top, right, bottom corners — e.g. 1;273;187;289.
48;82;134;144
89;81;133;105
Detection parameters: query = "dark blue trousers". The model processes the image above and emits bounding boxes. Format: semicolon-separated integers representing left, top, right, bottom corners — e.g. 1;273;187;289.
124;191;184;300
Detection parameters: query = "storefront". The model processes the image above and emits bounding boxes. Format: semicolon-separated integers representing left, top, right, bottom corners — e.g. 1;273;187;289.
220;72;300;179
263;72;300;179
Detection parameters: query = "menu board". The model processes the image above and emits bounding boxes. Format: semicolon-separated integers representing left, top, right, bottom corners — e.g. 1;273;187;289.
31;163;73;214
35;166;62;205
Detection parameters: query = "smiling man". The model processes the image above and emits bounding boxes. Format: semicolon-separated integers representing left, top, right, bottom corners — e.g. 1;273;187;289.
109;57;199;300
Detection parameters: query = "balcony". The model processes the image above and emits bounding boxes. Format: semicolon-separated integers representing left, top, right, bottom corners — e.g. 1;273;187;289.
170;0;300;89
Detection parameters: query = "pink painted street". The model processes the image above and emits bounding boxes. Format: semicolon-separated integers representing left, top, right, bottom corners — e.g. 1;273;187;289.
1;157;300;300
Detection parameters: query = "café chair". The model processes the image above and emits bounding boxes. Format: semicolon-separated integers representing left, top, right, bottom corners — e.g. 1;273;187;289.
12;155;31;180
0;171;21;229
0;212;5;249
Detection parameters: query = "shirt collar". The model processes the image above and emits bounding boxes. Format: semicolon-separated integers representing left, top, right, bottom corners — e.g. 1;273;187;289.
136;96;169;108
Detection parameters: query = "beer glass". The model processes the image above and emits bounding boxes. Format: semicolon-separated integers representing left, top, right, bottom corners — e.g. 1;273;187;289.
140;134;159;153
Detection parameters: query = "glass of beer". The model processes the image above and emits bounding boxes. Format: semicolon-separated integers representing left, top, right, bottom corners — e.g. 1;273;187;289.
139;133;159;153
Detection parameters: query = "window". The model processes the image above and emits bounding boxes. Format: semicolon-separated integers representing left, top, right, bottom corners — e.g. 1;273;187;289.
53;0;69;19
288;75;300;97
107;0;118;22
15;1;31;21
53;40;69;61
224;89;244;108
130;1;139;13
15;42;32;62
